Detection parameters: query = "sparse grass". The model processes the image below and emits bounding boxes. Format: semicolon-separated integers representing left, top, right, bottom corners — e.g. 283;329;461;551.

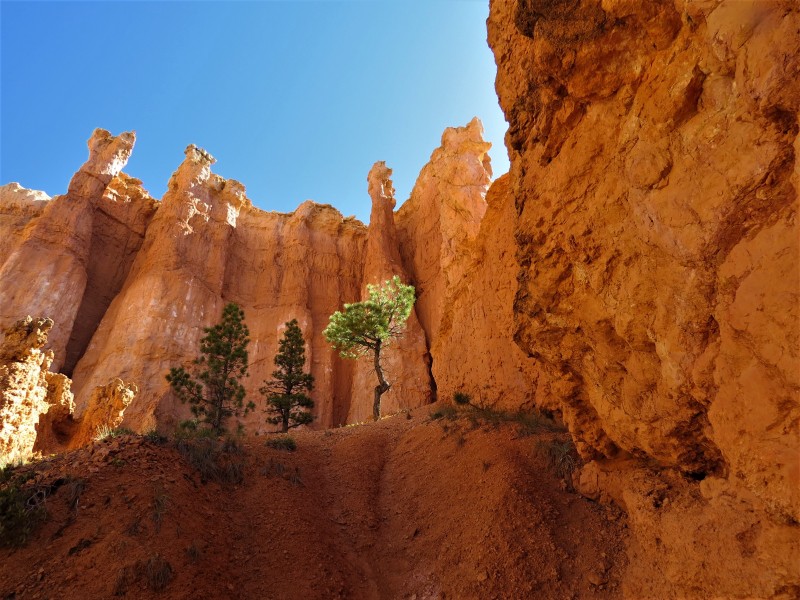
0;482;46;547
143;429;169;445
65;477;85;510
126;515;143;537
430;405;458;421
113;564;138;596
536;438;579;482
113;555;173;595
93;425;135;443
265;435;297;452
145;554;173;591
453;391;472;405
151;486;169;532
261;459;303;486
185;542;201;563
174;426;246;485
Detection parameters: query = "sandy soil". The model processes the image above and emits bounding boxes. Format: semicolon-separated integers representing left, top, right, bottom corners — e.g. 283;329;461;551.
1;405;628;599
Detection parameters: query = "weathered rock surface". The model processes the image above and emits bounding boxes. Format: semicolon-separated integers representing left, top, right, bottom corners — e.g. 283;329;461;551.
1;122;507;433
489;0;799;596
348;162;433;423
396;121;541;411
0;129;157;376
0;316;139;464
0;317;71;464
425;174;541;411
0;183;50;267
397;118;491;341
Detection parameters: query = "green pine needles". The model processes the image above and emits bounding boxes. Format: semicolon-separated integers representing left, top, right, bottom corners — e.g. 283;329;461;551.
166;303;254;435
323;275;415;421
261;319;315;433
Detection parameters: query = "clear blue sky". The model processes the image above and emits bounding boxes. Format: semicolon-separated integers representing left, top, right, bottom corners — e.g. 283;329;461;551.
1;0;507;223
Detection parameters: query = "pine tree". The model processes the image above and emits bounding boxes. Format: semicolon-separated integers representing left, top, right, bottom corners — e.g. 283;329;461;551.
166;303;254;434
323;276;415;421
261;319;315;433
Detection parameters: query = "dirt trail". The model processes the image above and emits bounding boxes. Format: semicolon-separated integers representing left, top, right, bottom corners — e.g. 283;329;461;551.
1;407;627;599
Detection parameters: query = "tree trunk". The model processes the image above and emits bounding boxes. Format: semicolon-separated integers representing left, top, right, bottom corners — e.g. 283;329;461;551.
373;343;390;421
282;413;289;433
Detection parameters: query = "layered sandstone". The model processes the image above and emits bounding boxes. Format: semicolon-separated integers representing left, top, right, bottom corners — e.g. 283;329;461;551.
0;130;158;376
2;131;448;434
489;0;799;596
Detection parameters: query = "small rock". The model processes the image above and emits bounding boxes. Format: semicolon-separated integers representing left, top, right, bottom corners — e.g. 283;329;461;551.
588;571;607;586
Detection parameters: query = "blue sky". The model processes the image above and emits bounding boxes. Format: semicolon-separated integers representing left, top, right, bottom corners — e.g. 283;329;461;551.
1;0;507;223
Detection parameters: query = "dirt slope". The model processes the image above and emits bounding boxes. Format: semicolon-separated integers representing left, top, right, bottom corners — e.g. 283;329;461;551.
1;408;627;599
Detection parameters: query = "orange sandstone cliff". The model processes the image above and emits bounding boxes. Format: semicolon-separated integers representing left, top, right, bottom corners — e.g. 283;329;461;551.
488;0;799;597
0;122;494;435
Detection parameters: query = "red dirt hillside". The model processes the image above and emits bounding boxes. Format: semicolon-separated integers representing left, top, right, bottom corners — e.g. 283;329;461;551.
1;407;626;599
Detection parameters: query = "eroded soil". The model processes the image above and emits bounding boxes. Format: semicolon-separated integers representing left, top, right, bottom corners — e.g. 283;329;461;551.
1;406;627;599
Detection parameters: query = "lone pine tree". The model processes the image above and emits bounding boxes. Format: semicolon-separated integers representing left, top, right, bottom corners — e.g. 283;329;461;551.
166;302;254;434
262;319;315;433
323;275;415;421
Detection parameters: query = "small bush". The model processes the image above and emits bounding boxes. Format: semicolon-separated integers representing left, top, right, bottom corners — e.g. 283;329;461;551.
430;405;458;421
537;438;579;481
143;429;168;445
453;391;471;405
145;554;173;591
151;487;169;532
65;477;85;510
174;427;246;485
185;543;201;563
265;436;297;452
0;483;46;547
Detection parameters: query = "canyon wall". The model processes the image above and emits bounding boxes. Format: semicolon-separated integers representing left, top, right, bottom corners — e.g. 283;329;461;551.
488;0;799;597
2;123;504;434
396;121;541;411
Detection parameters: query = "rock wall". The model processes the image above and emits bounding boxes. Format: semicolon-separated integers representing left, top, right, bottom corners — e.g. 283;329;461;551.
3;126;488;433
488;0;799;597
395;119;541;412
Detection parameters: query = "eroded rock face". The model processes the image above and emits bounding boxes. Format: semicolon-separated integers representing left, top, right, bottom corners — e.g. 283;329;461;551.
0;129;157;375
68;378;137;448
426;175;542;411
395;120;541;412
0;122;514;434
0;317;70;464
0;316;140;464
348;162;432;422
0;183;50;267
489;0;799;596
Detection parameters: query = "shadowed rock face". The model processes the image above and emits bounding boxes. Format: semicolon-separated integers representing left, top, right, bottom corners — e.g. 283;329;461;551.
489;0;799;596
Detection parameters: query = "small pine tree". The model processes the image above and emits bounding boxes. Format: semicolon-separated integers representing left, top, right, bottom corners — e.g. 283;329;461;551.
166;303;254;435
323;275;415;421
261;319;315;433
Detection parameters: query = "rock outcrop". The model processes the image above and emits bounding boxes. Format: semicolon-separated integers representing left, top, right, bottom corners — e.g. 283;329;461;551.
488;0;799;596
0;317;72;464
0;316;139;464
347;162;432;422
0;183;50;267
0;129;158;376
396;121;540;411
